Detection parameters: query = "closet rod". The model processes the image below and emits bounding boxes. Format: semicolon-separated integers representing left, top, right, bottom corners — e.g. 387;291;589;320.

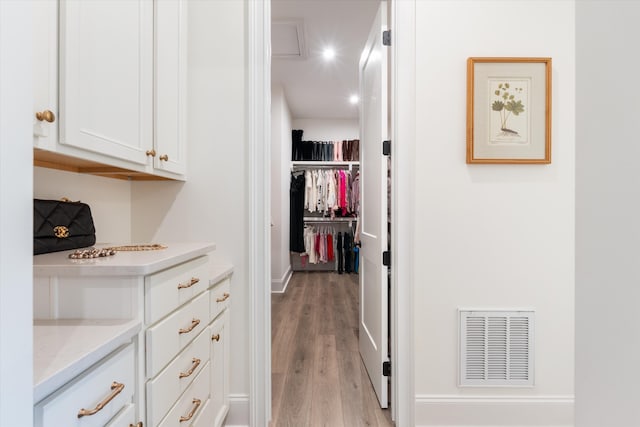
291;161;359;170
303;217;355;223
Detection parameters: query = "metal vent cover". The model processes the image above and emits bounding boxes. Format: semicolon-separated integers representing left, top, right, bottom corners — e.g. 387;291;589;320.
459;310;534;387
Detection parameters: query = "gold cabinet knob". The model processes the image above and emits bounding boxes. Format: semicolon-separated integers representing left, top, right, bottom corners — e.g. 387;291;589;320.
159;154;169;161
35;110;55;123
146;149;156;157
211;334;220;342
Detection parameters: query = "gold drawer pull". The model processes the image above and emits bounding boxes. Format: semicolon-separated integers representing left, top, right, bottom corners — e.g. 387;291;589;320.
159;154;169;161
145;149;156;157
77;381;125;418
178;277;200;289
211;334;220;342
216;292;230;303
179;358;201;378
129;423;143;427
179;318;200;334
179;398;202;422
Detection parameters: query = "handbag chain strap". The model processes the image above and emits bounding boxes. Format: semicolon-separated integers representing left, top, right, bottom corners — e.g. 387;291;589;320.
68;244;167;259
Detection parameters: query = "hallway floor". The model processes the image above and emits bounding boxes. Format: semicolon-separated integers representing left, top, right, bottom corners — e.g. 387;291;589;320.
271;271;393;427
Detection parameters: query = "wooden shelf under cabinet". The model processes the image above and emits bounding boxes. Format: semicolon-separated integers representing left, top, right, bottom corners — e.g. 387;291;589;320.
34;149;176;181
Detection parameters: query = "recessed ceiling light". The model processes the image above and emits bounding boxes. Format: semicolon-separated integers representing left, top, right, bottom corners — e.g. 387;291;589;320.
349;94;359;105
322;47;336;61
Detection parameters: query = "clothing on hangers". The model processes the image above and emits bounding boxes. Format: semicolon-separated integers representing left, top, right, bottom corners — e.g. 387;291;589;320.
300;168;356;218
289;172;306;252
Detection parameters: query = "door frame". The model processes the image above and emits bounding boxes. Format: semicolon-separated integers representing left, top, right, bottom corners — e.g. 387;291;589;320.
0;2;34;426
246;0;416;425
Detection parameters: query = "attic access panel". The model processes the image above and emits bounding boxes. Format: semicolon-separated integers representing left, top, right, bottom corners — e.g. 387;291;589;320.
272;19;307;59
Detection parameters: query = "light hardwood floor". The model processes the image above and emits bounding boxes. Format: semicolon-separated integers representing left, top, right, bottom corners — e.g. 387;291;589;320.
271;272;394;427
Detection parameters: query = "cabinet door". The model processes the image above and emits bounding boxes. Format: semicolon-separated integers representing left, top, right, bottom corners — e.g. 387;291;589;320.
154;0;187;176
33;0;58;151
209;311;229;427
59;0;152;165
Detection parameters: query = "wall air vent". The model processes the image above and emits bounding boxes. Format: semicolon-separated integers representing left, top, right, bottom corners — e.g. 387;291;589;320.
272;19;307;59
459;310;534;387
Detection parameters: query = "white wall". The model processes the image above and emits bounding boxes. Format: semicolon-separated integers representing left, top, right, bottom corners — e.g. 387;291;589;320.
34;167;132;244
0;2;33;424
270;85;292;292
130;0;250;419
292;118;358;141
575;2;640;426
413;2;575;425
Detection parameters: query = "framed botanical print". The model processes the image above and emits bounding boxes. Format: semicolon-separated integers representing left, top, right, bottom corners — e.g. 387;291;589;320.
466;57;552;164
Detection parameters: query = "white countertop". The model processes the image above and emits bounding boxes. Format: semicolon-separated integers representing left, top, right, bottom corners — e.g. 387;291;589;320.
210;263;234;286
33;319;141;403
34;242;216;276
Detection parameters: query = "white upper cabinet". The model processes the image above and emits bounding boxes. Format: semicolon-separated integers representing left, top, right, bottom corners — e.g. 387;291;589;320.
34;0;187;180
59;0;153;165
33;0;58;151
154;0;188;176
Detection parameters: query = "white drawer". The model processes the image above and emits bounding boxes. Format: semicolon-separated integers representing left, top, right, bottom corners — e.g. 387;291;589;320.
146;327;210;427
190;398;211;427
157;362;210;427
209;311;230;427
104;403;137;427
209;277;230;321
146;256;209;325
146;290;209;377
35;343;135;427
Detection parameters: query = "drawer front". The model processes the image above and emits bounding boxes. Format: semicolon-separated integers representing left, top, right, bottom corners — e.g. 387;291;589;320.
104;403;137;427
146;256;209;325
209;277;230;321
189;398;211;427
209;311;230;427
146;290;209;377
156;362;210;427
35;343;135;427
146;327;210;427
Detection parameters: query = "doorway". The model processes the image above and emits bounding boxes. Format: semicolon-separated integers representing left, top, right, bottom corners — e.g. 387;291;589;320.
246;0;416;425
270;0;390;425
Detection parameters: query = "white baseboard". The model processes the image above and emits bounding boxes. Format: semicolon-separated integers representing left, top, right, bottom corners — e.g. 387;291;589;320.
223;394;250;426
271;265;292;293
415;394;574;427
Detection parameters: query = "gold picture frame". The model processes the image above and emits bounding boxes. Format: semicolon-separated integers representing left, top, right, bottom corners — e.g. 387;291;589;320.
466;57;552;164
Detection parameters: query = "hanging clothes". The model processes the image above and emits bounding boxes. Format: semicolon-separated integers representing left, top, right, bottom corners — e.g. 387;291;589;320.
343;231;353;273
351;171;360;215
292;129;304;160
299;168;356;218
336;232;344;273
290;172;306;252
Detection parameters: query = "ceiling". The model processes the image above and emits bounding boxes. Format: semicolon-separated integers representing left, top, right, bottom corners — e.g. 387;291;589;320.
271;0;380;120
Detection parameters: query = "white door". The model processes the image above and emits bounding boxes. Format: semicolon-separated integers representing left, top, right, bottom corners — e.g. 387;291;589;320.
359;2;389;409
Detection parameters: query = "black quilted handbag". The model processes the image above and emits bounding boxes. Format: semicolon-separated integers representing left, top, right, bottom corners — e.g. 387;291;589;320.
33;199;96;255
